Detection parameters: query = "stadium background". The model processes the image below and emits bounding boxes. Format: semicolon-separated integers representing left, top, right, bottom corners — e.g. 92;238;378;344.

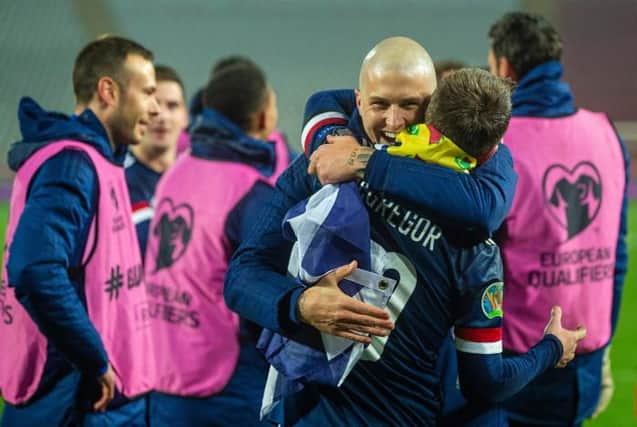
0;0;635;425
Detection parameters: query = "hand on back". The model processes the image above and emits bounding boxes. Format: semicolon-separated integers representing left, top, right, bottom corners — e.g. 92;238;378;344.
543;306;587;368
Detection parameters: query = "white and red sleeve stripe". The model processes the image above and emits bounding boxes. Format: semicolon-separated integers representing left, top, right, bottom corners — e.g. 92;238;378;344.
301;112;348;156
132;201;154;225
454;327;503;355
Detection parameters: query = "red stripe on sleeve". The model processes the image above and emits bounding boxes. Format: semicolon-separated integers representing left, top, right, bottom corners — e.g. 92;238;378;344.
455;327;502;343
131;201;151;212
303;117;348;156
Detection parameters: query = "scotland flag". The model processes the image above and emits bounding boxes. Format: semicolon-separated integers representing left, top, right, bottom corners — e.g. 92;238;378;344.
258;182;397;420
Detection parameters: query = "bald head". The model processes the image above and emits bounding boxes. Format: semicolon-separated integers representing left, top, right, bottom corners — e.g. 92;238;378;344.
355;37;437;144
359;37;436;91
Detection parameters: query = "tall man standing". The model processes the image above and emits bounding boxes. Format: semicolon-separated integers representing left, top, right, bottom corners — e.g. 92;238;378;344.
0;36;158;426
487;12;629;426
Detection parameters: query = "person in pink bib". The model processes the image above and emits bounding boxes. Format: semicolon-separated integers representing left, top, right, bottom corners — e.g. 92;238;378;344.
487;12;629;426
0;36;158;427
125;65;189;258
186;55;296;164
144;61;285;426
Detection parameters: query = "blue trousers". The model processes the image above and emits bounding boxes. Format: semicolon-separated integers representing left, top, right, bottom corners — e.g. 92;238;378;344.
1;370;146;427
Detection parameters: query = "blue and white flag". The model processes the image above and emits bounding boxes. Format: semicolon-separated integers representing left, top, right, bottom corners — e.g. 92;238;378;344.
258;183;397;420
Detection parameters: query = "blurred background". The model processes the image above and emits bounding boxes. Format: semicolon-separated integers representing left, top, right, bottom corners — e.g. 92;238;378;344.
1;0;636;425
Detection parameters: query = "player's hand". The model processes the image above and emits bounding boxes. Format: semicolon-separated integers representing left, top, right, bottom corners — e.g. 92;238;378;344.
93;363;116;412
543;306;586;368
297;260;394;343
307;135;372;184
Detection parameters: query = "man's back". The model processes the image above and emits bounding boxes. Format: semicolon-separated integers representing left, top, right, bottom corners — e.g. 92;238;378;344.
501;110;625;355
278;160;503;425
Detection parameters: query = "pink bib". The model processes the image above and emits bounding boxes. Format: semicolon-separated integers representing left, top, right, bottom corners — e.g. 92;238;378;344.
144;153;271;396
0;141;153;404
500;110;625;353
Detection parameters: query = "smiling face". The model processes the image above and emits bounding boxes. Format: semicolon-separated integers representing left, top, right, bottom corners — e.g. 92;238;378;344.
354;37;437;144
356;68;434;144
143;79;187;150
107;54;159;146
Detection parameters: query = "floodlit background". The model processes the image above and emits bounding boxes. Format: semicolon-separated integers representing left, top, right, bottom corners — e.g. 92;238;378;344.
1;1;635;425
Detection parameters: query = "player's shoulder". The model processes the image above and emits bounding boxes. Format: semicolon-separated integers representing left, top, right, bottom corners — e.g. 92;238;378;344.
455;239;503;294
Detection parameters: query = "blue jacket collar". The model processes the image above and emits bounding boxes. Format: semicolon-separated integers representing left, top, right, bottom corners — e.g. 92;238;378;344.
9;97;126;171
189;108;276;177
347;109;371;144
512;61;576;118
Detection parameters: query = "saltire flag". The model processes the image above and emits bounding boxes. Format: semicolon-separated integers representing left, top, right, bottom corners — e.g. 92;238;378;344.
258;182;396;420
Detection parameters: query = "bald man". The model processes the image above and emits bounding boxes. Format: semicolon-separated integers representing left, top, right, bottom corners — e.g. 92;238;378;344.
224;38;568;426
303;37;516;237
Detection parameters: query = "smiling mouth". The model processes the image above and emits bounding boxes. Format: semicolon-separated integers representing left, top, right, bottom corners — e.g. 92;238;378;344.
380;131;398;143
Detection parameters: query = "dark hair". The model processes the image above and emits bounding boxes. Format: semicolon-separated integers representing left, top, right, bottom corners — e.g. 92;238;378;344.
425;68;513;156
73;36;153;104
188;56;257;120
435;59;468;81
211;55;257;77
155;64;185;96
488;12;562;79
203;63;268;131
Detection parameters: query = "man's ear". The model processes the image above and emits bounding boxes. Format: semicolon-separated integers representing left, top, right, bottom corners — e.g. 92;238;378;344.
498;57;518;81
257;109;266;132
96;76;119;107
355;88;362;111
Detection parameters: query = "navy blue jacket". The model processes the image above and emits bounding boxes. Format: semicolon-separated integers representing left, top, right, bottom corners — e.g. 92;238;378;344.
6;97;128;398
225;105;560;425
124;152;162;258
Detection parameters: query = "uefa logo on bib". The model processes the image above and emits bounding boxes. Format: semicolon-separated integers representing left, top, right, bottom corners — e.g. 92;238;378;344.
542;161;602;241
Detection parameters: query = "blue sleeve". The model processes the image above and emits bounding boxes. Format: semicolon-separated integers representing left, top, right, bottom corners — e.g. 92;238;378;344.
301;89;354;155
302;89;517;234
364;145;517;234
7;149;109;377
453;242;562;403
225;180;276;250
225;156;316;333
611;135;629;336
457;335;562;403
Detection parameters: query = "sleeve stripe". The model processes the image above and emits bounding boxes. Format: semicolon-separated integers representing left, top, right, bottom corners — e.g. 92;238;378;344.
132;201;151;212
455;337;502;355
301;112;348;155
132;206;154;225
455;327;502;343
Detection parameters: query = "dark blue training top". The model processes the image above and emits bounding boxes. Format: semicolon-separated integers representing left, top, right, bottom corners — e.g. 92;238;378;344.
225;103;561;425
